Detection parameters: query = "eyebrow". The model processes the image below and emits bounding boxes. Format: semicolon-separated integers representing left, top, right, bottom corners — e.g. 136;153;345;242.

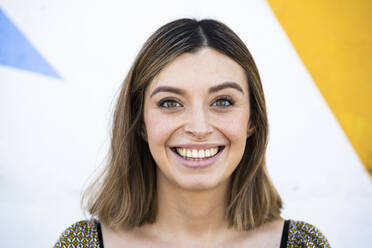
150;81;244;98
209;82;244;95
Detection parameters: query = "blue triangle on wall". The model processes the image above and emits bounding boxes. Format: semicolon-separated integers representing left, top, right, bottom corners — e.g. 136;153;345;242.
0;8;62;79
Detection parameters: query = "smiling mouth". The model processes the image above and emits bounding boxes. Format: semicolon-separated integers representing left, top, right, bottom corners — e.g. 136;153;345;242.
170;146;225;160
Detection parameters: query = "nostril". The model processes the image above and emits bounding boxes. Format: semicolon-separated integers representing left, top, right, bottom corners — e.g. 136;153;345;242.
184;117;212;136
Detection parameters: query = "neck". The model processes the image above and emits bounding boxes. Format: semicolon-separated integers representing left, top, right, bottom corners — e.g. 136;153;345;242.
150;171;231;241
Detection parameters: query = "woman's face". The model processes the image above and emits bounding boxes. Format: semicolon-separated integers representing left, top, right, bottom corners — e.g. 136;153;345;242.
143;47;251;191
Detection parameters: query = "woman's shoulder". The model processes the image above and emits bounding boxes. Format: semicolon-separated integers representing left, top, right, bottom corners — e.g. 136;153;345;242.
54;219;101;248
286;219;331;248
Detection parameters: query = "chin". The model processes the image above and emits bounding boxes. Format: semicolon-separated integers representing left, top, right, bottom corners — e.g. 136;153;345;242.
174;174;229;192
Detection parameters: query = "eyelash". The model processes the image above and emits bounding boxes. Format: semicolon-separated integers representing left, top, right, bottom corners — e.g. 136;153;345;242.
157;96;235;109
157;98;182;108
211;96;235;107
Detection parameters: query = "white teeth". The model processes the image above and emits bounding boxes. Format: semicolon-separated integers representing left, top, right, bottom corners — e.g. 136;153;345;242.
198;150;205;158
212;147;218;155
176;148;186;157
187;149;192;157
175;147;220;159
205;149;210;157
192;149;198;157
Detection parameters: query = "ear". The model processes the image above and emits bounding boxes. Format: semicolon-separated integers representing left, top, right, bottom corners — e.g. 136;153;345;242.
139;123;148;142
246;124;255;138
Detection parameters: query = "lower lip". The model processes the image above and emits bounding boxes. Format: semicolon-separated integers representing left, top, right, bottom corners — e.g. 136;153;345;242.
170;147;224;168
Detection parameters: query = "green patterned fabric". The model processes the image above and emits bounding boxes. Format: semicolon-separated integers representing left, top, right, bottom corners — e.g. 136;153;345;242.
54;220;100;248
287;220;331;248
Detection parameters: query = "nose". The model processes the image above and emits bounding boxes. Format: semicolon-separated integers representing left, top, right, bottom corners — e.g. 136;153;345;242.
184;106;213;139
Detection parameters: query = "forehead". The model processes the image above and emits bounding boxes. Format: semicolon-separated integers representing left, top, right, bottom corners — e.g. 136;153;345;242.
147;47;248;94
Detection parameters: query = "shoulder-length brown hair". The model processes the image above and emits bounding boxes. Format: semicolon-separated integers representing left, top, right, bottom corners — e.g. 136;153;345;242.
83;18;282;231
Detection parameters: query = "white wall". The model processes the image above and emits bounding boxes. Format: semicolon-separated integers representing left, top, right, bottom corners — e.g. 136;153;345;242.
0;1;371;247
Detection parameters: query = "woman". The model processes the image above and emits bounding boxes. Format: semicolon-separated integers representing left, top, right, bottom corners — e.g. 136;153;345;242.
55;18;331;247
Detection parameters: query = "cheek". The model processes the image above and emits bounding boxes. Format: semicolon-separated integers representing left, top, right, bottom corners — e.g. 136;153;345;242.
145;110;175;148
213;111;249;145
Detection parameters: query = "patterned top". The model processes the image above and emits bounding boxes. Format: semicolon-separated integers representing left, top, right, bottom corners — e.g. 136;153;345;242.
54;219;331;248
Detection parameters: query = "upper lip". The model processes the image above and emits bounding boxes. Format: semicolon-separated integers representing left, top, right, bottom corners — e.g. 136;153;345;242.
171;144;225;149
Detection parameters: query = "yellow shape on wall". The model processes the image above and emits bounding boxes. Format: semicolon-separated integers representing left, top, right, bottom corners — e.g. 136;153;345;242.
266;0;372;176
